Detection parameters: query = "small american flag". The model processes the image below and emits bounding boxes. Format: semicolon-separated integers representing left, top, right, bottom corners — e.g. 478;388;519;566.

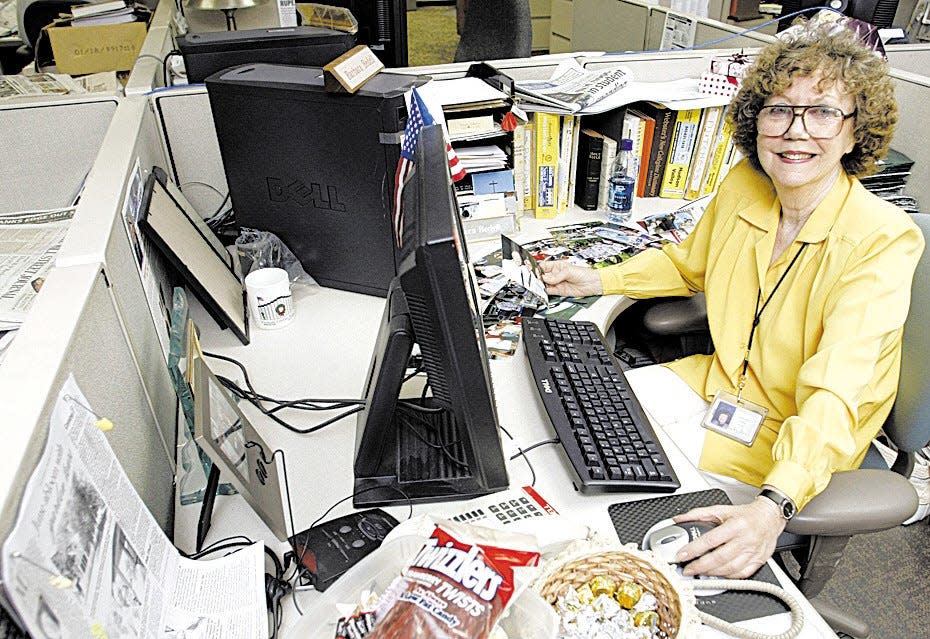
393;88;466;247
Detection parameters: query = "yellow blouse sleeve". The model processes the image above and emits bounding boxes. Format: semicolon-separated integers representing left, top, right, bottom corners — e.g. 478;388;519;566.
597;196;721;297
765;222;925;509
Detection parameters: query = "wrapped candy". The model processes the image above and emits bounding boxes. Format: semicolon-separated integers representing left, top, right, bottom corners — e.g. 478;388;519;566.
614;581;644;609
553;579;660;639
588;575;618;598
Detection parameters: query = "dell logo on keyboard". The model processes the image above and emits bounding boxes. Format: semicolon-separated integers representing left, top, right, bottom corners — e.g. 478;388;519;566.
266;177;346;211
541;379;553;394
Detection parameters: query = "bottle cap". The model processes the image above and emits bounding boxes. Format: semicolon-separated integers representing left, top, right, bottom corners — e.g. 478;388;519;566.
620;138;634;151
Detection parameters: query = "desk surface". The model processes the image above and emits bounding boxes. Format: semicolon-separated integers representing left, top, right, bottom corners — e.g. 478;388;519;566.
180;205;838;639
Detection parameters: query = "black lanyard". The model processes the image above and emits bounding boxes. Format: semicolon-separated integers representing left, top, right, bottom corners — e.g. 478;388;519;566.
738;243;807;397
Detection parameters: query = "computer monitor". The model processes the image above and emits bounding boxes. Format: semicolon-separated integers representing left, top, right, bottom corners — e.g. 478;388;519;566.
321;0;408;67
352;123;509;508
777;0;900;31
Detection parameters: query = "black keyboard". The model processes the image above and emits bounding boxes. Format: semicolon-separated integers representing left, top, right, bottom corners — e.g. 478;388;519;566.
522;317;680;493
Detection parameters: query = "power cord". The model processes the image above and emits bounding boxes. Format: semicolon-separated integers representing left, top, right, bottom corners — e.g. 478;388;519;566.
202;351;365;434
499;424;539;487
162;49;181;87
179;535;291;638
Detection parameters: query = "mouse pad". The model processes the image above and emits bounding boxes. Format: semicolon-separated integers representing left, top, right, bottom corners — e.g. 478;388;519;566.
608;489;789;623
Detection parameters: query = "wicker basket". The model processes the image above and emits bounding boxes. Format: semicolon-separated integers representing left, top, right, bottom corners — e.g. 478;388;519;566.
534;544;698;639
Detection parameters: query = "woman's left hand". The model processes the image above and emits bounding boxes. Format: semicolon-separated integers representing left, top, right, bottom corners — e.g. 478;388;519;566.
671;498;787;579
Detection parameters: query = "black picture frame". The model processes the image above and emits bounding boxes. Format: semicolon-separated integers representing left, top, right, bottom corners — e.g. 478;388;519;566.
138;167;249;345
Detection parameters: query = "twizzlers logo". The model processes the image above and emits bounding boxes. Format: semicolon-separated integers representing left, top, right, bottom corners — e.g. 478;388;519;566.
409;535;505;602
265;177;346;212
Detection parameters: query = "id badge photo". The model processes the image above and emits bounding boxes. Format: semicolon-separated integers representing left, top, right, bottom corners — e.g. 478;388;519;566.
702;390;768;446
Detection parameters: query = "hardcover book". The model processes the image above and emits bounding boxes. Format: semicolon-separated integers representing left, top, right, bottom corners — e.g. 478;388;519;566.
574;128;605;210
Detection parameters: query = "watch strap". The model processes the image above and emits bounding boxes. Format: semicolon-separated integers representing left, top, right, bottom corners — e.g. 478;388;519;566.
759;488;796;520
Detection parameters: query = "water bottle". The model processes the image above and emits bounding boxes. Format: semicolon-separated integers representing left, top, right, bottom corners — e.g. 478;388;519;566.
607;138;636;224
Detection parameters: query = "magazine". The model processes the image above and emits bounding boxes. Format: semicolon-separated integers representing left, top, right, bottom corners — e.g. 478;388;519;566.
513;60;631;113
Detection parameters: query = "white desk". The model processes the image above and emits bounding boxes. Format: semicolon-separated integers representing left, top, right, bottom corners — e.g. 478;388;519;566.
180;211;838;638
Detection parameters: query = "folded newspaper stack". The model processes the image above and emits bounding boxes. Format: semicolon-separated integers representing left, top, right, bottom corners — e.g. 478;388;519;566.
513;60;630;114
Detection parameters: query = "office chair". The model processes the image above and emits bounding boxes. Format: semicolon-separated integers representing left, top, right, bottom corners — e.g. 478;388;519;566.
632;212;930;639
453;0;531;63
15;0;87;66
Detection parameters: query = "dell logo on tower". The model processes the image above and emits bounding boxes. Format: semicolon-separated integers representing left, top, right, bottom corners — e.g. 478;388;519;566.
266;177;347;212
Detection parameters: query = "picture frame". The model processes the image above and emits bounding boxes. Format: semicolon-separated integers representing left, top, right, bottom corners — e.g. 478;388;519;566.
138;167;249;344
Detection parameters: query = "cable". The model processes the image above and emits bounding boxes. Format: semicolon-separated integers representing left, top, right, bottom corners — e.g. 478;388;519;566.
694;579;804;639
204;352;365;407
499;424;538;487
394;403;468;468
202;351;366;434
509;437;559;460
162;49;181;88
180;534;254;559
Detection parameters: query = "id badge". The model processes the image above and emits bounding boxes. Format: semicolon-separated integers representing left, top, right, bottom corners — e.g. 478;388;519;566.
702;390;767;446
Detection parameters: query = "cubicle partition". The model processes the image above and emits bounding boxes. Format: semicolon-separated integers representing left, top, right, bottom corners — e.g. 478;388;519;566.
644;5;778;51
0;95;118;214
559;0;777;53
886;43;930;77
151;87;230;216
124;0;180;96
0;263;175;570
56;97;178;463
888;68;930;208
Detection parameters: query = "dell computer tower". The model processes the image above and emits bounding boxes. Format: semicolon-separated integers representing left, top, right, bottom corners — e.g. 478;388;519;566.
177;26;355;83
205;64;420;296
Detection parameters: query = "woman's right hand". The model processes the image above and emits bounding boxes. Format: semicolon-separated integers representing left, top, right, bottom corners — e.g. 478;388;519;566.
539;261;604;298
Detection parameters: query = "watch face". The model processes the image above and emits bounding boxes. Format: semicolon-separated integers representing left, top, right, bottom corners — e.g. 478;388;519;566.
782;501;796;519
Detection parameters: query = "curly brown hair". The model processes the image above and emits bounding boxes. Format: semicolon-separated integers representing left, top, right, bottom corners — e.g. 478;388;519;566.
729;22;896;177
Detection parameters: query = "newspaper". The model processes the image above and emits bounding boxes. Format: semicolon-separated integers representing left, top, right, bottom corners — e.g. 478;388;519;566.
0;208;74;330
0;328;15;365
0;376;267;638
513;60;631;113
0;73;86;100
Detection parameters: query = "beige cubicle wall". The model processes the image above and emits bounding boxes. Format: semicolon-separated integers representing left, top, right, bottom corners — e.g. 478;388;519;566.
125;0;179;95
887;67;930;210
644;4;778;50
886;43;930;77
0;263;176;579
0;95;118;215
56;97;179;463
552;0;777;53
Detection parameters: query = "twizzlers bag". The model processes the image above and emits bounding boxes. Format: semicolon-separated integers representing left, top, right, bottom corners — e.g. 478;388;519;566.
367;522;541;639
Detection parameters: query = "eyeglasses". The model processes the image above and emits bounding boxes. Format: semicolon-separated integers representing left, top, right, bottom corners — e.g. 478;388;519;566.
756;105;856;139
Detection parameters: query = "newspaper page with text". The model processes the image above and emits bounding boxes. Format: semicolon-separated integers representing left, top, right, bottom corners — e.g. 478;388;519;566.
0;208;73;330
1;375;266;638
514;60;631;113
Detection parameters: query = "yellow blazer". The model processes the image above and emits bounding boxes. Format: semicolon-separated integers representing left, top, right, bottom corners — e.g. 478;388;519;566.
599;159;925;509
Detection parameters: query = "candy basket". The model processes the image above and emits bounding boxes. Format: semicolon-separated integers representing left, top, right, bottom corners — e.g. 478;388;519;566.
533;544;700;639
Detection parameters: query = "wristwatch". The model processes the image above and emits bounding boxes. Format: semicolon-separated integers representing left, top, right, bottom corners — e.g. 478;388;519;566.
759;488;796;520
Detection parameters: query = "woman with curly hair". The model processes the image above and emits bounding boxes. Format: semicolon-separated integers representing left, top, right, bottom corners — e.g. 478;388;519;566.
540;20;924;577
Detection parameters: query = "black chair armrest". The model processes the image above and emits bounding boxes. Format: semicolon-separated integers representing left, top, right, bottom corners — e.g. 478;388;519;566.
642;293;707;335
786;469;918;537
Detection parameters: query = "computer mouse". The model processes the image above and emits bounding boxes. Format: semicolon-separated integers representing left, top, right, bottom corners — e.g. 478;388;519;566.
641;518;724;596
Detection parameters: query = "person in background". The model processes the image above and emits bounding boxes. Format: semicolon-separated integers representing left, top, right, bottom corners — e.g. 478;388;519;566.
540;18;924;578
